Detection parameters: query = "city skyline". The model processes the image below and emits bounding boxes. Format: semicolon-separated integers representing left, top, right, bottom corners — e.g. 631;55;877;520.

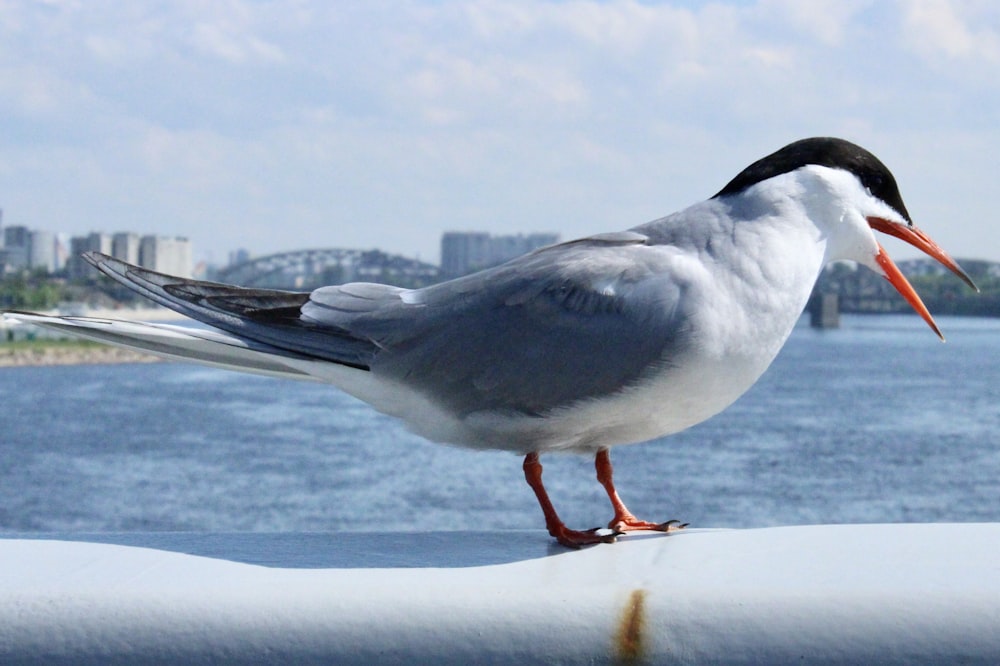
0;208;566;282
4;206;999;279
0;211;193;280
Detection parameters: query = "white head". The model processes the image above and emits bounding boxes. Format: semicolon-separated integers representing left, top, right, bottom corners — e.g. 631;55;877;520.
714;137;977;339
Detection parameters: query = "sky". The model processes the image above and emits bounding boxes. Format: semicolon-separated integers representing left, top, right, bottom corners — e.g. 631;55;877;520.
1;0;998;268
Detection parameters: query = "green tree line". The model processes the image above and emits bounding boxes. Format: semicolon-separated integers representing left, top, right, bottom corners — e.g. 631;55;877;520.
0;272;64;310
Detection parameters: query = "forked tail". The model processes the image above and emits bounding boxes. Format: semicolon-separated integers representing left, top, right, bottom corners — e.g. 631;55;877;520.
2;312;322;382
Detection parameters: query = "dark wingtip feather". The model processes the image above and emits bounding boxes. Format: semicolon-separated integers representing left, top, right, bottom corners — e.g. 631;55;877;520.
78;251;376;370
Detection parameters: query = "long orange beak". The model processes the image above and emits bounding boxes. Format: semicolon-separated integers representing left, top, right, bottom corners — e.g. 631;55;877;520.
868;217;978;341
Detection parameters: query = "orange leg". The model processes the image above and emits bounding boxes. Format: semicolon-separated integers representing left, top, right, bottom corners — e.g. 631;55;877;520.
523;452;618;548
595;448;687;533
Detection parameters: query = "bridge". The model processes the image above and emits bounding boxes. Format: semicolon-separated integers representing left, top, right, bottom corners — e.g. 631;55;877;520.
214;248;440;290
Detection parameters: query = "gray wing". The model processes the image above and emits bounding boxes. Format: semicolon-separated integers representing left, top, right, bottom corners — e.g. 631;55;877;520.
304;231;691;416
86;232;690;416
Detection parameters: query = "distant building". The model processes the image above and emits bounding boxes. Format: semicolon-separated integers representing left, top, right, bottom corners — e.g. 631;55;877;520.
2;225;31;272
0;221;56;274
63;231;192;280
440;231;559;278
112;232;141;265
0;212;197;280
67;232;112;279
28;230;56;273
139;235;192;278
491;233;560;264
4;224;29;250
440;232;492;277
228;248;251;267
54;233;70;272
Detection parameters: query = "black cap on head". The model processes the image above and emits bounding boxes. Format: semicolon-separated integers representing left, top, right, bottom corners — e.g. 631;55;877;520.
713;137;911;223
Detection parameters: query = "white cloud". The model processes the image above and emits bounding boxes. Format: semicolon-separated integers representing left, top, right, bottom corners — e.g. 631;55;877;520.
189;20;286;65
545;1;699;53
757;0;870;46
900;0;1000;63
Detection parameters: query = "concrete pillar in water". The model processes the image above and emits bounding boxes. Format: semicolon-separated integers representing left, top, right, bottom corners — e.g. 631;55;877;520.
809;293;840;329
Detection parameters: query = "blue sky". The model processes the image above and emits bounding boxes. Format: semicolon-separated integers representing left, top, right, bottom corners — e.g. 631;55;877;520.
1;0;998;267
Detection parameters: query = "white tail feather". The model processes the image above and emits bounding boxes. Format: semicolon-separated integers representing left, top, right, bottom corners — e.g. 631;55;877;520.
3;313;320;382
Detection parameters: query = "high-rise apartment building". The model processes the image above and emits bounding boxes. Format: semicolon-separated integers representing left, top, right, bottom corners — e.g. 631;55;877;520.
2;225;31;272
28;230;56;273
112;232;141;265
67;233;112;279
440;232;492;278
440;231;559;278
139;235;192;278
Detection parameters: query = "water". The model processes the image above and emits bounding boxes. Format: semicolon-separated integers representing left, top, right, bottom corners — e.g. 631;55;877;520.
1;315;998;534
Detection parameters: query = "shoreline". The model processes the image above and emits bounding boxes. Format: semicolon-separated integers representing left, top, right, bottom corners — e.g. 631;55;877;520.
6;306;191;323
0;342;162;368
1;307;185;367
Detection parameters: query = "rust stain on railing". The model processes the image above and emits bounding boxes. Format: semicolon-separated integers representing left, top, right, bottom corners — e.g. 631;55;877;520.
614;588;647;664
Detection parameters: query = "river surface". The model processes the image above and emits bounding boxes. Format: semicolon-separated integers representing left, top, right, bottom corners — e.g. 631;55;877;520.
1;314;998;533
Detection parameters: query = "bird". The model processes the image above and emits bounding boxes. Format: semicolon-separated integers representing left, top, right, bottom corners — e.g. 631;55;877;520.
5;137;977;548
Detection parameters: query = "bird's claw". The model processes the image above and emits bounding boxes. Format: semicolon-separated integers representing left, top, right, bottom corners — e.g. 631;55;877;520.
609;516;689;533
553;526;623;549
